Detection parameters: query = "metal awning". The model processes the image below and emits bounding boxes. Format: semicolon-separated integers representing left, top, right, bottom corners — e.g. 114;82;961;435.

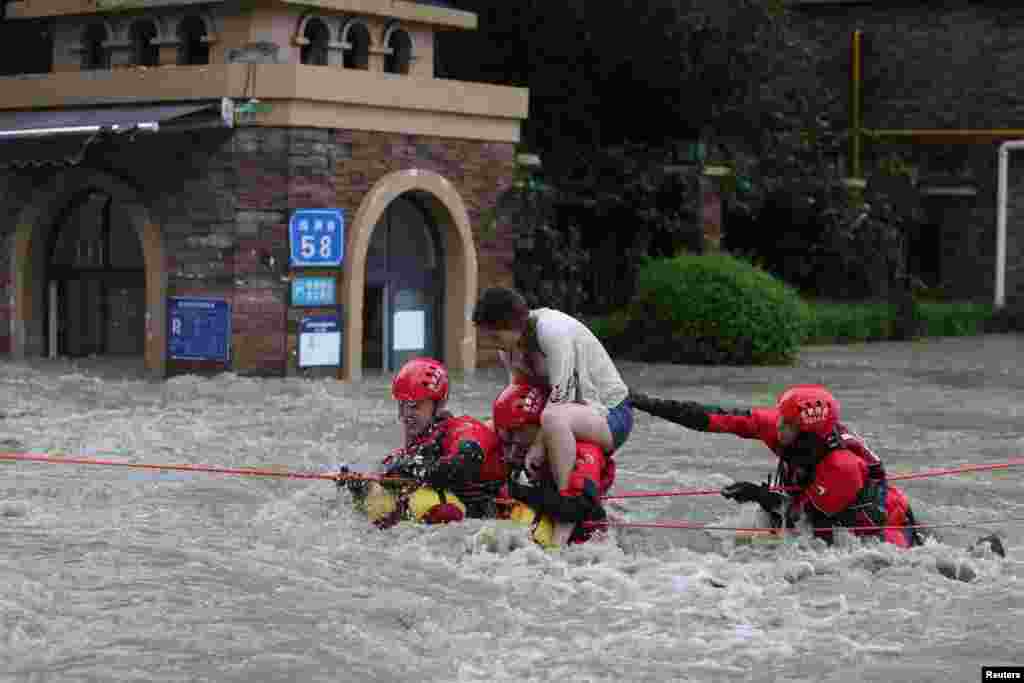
0;99;234;169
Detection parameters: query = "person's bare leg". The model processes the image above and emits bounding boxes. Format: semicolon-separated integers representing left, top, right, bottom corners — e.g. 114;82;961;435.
540;403;614;546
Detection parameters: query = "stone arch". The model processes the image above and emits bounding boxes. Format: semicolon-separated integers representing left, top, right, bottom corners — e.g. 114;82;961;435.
296;14;331;66
79;20;113;69
176;14;214;65
149;15;171;43
339;17;372;46
9;168;168;379
296;13;339;44
342;169;477;381
129;17;161;67
382;22;414;75
339;18;371;69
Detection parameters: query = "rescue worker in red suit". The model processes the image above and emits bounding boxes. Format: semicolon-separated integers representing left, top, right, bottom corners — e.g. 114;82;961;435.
493;383;614;546
629;384;923;548
340;358;508;528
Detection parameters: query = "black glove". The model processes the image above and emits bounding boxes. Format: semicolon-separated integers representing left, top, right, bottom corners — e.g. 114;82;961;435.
424;440;484;490
507;477;605;525
337;464;368;502
721;481;786;514
627;390;710;431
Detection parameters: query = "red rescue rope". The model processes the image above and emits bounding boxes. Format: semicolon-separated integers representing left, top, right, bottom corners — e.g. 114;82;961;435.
0;451;413;484
585;515;1024;533
4;450;1023;531
601;458;1024;500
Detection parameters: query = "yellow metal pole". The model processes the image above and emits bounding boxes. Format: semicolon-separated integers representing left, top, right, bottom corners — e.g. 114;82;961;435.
851;29;863;180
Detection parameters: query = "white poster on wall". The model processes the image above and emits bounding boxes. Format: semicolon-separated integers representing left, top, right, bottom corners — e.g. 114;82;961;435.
299;315;342;367
393;310;425;351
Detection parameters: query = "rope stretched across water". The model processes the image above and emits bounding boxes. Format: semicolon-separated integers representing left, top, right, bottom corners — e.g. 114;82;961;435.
0;451;412;484
4;451;1023;533
584;515;1024;533
601;459;1024;500
4;451;1023;495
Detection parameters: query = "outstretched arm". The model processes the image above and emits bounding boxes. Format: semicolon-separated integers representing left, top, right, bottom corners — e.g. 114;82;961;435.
628;390;710;430
628;389;777;442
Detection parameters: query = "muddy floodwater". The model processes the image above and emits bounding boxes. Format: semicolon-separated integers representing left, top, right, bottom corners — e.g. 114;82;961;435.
2;334;1023;682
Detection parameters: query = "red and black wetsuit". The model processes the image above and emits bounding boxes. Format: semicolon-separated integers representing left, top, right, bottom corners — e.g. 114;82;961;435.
382;414;508;518
630;394;919;547
507;440;616;544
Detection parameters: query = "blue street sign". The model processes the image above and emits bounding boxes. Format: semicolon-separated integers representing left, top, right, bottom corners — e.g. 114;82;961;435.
289;208;344;267
291;277;337;307
298;314;342;368
167;297;231;362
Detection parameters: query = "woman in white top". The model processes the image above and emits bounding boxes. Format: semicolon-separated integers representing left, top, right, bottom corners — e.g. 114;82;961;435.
473;287;633;542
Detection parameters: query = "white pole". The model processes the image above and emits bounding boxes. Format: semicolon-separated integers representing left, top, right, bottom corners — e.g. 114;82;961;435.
995;141;1024;309
48;280;58;359
997;145;1008;309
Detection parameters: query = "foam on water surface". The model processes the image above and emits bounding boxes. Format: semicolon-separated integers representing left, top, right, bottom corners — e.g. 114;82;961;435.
2;343;1023;680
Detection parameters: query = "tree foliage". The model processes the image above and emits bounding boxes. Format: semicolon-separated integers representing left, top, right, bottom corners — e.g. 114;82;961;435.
442;1;921;320
440;0;832;180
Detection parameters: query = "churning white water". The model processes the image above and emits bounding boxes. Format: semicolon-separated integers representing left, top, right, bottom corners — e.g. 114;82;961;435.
2;335;1022;682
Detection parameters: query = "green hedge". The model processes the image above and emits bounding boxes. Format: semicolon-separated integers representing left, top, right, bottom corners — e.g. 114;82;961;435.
590;297;1000;360
619;253;810;364
918;301;994;337
803;301;897;344
803;300;995;344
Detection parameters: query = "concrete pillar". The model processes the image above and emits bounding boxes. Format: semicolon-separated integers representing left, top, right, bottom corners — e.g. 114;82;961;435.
155;41;180;66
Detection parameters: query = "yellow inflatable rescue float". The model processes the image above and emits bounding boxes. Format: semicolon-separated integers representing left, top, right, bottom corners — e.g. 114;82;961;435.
362;482;556;546
363;483;467;524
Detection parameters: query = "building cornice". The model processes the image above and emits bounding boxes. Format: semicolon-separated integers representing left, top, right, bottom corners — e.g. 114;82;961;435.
4;0;477;29
0;63;527;141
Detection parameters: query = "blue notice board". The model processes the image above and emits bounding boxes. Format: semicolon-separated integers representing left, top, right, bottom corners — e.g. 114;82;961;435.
291;277;337;307
167;297;232;362
289;208;344;267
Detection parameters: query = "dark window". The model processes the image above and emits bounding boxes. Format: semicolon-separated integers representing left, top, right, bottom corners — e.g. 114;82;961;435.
343;22;369;70
384;27;412;75
177;16;209;65
0;18;53;75
82;23;109;70
300;17;329;66
131;20;159;67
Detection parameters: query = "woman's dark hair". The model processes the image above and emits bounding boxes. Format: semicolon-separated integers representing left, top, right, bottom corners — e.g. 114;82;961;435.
472;287;530;328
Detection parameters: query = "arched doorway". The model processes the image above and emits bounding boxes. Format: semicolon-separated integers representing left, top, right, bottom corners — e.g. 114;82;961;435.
363;195;443;372
46;189;146;358
341;169;478;381
11;169;167;378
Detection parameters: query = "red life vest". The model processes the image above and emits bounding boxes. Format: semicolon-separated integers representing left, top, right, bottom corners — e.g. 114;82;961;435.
381;414;505;517
777;424;890;532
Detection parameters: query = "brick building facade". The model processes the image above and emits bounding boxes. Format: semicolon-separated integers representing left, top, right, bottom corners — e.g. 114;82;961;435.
0;0;527;379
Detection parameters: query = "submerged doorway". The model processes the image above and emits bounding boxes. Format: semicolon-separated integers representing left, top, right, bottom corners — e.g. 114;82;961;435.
362;195;443;372
46;190;146;358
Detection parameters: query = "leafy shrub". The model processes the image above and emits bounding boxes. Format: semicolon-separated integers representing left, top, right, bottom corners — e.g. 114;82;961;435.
803;301;896;344
803;300;995;343
493;147;702;317
918;302;993;337
623;253;810;365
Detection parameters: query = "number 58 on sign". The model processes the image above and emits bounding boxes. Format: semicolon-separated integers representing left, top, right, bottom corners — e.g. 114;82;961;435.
289;209;345;267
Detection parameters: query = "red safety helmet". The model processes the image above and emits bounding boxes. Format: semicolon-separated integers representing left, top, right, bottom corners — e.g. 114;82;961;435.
493;383;549;431
776;384;839;438
392;357;449;403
